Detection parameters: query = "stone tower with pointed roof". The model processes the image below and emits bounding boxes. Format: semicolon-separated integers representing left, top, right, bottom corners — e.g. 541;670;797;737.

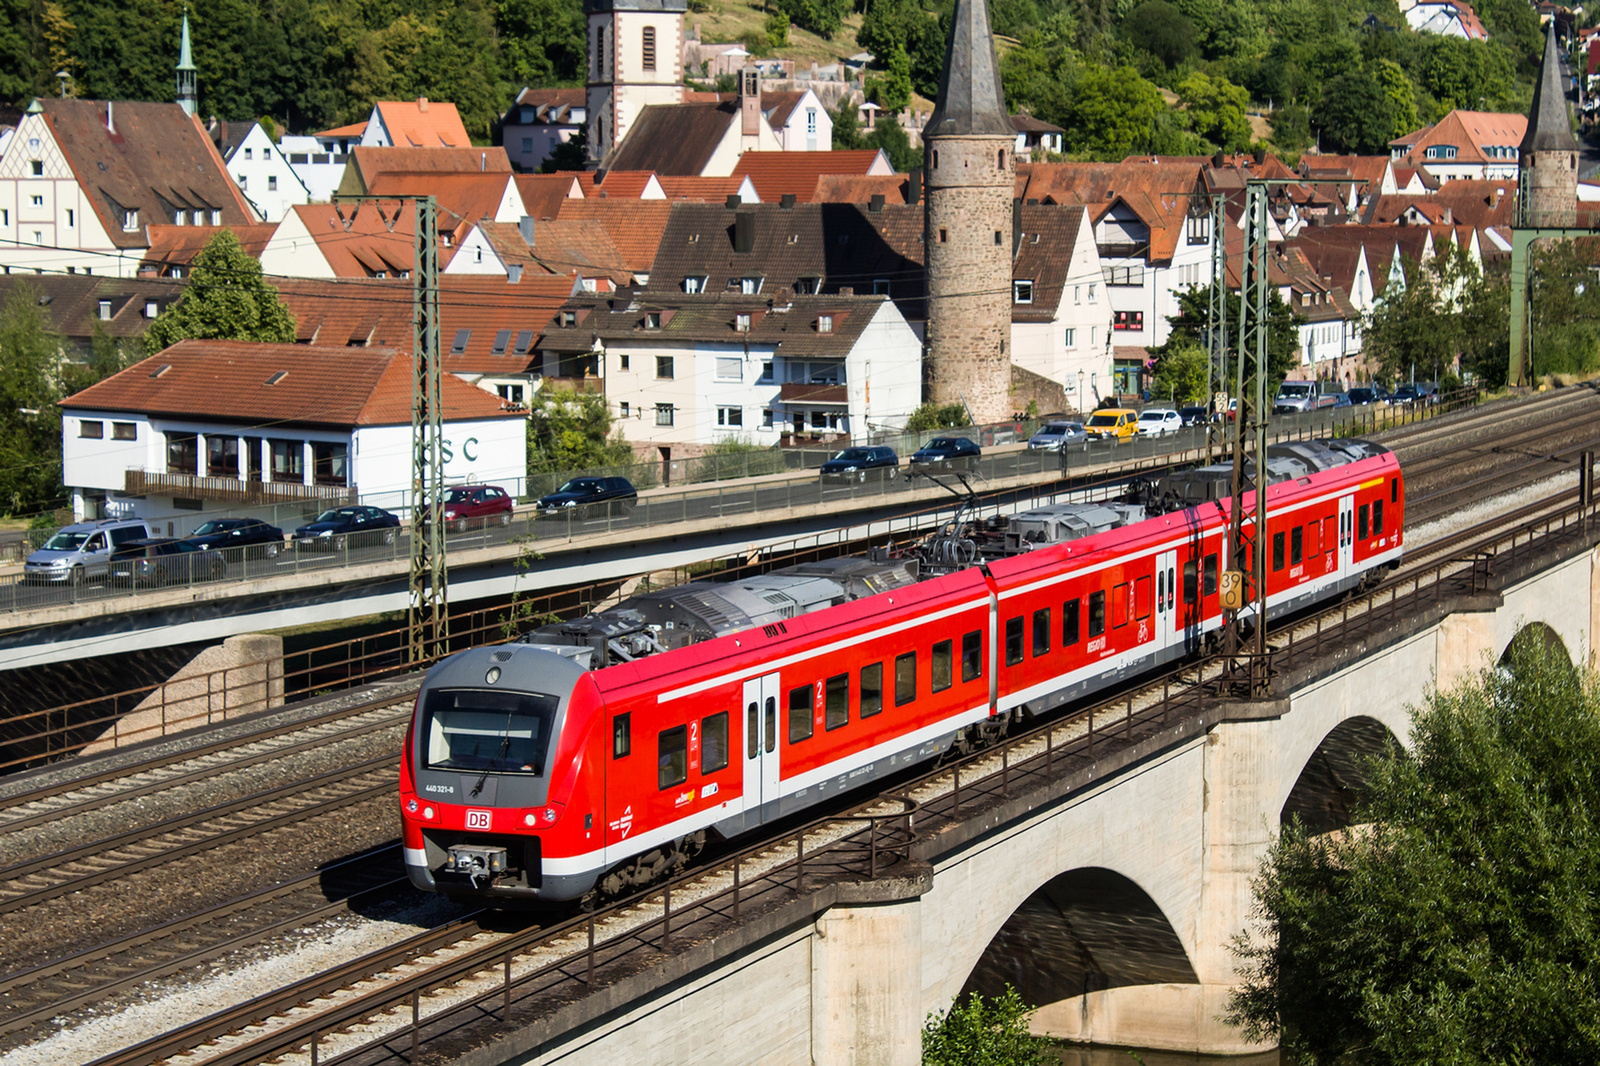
923;0;1014;423
1518;23;1576;228
176;10;197;117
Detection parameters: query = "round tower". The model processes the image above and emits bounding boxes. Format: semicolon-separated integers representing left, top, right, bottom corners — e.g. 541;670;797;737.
1518;23;1577;228
923;0;1014;424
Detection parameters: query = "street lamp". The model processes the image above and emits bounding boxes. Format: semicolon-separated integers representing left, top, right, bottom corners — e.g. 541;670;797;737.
1077;369;1085;414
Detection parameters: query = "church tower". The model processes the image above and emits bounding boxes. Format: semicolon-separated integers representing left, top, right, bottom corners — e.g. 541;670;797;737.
923;0;1015;423
584;0;688;167
175;9;197;116
1518;22;1577;228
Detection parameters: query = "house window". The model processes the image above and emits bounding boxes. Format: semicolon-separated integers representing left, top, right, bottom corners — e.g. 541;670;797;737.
207;436;240;477
560;310;577;326
1088;283;1097;302
644;311;661;329
1103;265;1146;286
656;355;674;379
245;147;253;159
1013;280;1034;303
655;403;675;426
145;300;159;318
1;209;7;224
619;401;630;418
30;160;42;176
112;422;137;441
31;231;41;244
66;209;73;227
264;148;271;160
684;275;706;293
740;276;762;294
762;408;774;427
716;356;741;381
166;433;200;476
642;26;656;70
759;360;773;381
1113;310;1144;331
123;210;137;231
1064;327;1075;346
312;442;348;485
718;406;743;426
817;314;833;333
520;136;533;153
270;438;304;482
939;228;948;243
735;313;751;332
79;420;103;439
97;299;111;321
268;175;278;191
210;210;220;225
29;195;42;207
872;278;890;295
451;329;471;354
807;109;817;134
619;353;630;370
237;174;247;190
491;329;511;354
497;384;525;404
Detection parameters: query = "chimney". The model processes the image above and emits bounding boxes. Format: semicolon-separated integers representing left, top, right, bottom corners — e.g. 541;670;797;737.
740;66;761;138
519;215;536;243
1213;148;1225;167
725;193;741;208
508;263;524;283
780;193;796;209
595;168;607;185
417;96;429;112
734;210;755;253
839;286;854;296
869;193;885;213
105;100;114;134
1253;148;1267;165
481;151;486;171
1011;198;1023;255
907;168;922;205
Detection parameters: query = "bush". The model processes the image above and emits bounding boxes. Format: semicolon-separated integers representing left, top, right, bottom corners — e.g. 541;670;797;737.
906;402;973;432
922;987;1050;1066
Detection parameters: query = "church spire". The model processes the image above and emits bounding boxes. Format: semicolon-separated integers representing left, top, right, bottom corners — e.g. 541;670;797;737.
176;9;197;116
1521;22;1576;155
926;0;1013;139
1518;22;1577;228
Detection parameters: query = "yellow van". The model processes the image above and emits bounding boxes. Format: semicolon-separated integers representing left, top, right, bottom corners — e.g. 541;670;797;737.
1084;408;1140;441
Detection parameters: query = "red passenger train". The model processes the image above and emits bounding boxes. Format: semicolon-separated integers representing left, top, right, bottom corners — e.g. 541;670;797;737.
401;440;1404;902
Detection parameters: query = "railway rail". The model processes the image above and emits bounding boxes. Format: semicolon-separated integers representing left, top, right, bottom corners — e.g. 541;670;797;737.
56;471;1600;1066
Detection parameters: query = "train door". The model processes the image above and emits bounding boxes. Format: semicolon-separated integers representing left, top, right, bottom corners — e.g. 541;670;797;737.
741;673;781;823
1155;549;1179;651
1338;495;1355;576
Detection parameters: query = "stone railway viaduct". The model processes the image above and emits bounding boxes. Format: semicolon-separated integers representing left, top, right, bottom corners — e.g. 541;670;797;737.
432;528;1599;1066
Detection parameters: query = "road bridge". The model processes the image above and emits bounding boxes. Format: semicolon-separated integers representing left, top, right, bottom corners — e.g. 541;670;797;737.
412;499;1597;1066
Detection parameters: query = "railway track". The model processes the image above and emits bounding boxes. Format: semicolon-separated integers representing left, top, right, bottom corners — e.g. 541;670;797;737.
46;475;1595;1066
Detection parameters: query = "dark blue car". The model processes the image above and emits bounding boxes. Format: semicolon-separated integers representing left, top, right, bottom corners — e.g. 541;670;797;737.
293;505;401;551
535;476;638;517
820;446;899;484
181;517;284;559
908;436;981;474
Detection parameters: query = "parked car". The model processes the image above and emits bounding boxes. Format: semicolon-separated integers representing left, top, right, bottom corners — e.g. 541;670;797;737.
1178;405;1211;426
181;517;284;559
108;538;227;587
437;484;515;531
1136;408;1183;437
1027;422;1087;451
293;506;401;551
908;436;981;474
1346;385;1389;406
819;446;899;484
535;476;638;516
24;518;154;585
1391;384;1433;406
1326;391;1352;408
1084;409;1140;442
1273;380;1337;414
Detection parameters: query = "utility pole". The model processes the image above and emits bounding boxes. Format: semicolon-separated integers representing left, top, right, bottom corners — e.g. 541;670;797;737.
410;196;448;664
1223;181;1272;697
1204;193;1228;457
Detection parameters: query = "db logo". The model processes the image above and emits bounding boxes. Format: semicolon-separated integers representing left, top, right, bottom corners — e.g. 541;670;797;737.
466;809;492;830
608;805;634;839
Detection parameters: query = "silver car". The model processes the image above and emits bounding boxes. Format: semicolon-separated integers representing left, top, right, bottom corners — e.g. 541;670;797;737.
1027;421;1087;451
24;519;154;584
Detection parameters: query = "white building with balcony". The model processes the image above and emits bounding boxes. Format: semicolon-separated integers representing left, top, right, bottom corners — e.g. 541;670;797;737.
58;340;527;527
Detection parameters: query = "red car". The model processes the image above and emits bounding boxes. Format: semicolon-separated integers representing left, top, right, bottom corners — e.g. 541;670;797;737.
440;485;514;531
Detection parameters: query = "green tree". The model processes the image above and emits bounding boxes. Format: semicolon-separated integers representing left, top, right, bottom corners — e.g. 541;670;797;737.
772;0;850;39
863;114;923;171
866;44;913;113
1061;65;1167;160
1160;283;1302;388
764;11;789;48
922;987;1050;1066
905;402;972;432
831;100;862;150
0;282;68;513
1228;635;1600;1065
541;127;588;173
1151;342;1212;405
999;16;1081;127
1121;0;1197;68
144;229;296;356
527;387;635;472
1177;70;1253;152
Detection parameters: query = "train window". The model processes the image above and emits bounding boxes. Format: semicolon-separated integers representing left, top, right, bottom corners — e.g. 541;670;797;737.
658;725;688;789
613;713;631;759
423;688;557;776
1063;598;1081;645
702;712;729;773
1307;522;1319;556
1291;526;1303;566
932;641;953;692
746;703;759;759
1133;576;1151;621
1033;608;1051;657
861;663;884;718
1324;517;1336;552
764;697;776;753
1005;616;1024;666
1112;583;1129;627
788;685;814;743
1358;504;1370;541
1088;591;1106;636
825;673;850;729
1204;554;1218;596
961;630;982;681
1183;560;1198;604
895;651;917;706
1272;531;1285;571
1391;477;1398;503
1373;499;1384;534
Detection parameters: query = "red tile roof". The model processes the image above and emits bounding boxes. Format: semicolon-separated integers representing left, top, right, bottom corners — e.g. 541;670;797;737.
1390;110;1527;165
315;120;368;138
515;88;586;111
515;173;583;220
1019;158;1206;263
571;170;659;198
343;146;512;195
473;219;628;284
373;98;472;148
141;224;277;276
731;150;890;202
363;172;519;239
655;174;753;201
286;201;418;278
61;339;523;426
811;174;913;204
554;198;676;276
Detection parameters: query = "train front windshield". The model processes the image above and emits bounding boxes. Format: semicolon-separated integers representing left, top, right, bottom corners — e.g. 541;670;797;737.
423;688;559;775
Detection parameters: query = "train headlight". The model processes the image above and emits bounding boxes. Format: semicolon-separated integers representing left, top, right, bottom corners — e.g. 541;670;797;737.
523;813;537;827
423;805;436;820
406;799;419;814
542;807;558;823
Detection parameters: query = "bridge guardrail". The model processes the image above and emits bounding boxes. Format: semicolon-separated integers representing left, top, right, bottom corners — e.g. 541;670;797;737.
0;392;1479;617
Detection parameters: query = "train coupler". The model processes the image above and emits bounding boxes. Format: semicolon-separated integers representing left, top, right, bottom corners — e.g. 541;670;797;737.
446;844;510;887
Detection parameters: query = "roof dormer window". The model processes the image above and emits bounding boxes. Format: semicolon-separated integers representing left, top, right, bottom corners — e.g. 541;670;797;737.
560;310;578;327
740;276;763;294
735;313;751;332
1013;280;1035;304
817;314;833;333
123;210;138;232
684;275;706;294
645;311;661;329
